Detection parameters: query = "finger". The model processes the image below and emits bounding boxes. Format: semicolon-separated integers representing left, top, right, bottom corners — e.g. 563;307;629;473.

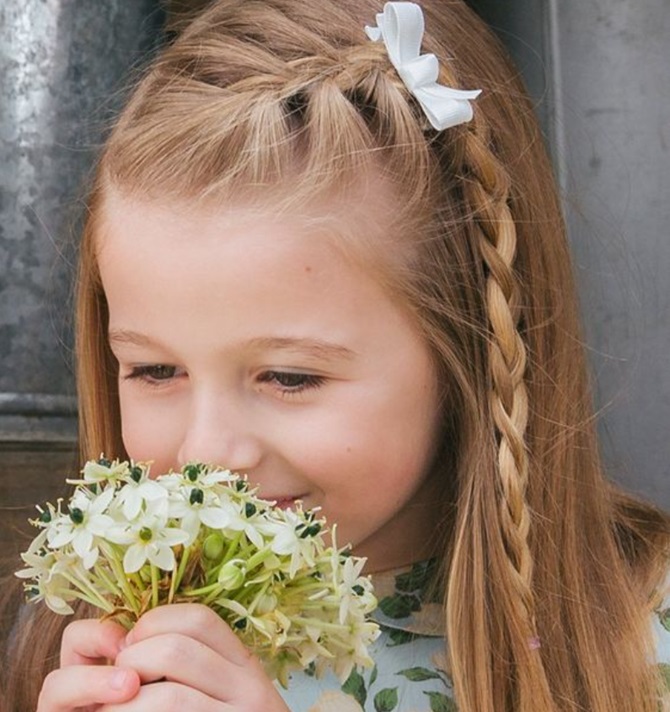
100;681;226;712
61;618;129;667
125;603;253;667
101;681;289;712
117;632;265;701
37;665;140;712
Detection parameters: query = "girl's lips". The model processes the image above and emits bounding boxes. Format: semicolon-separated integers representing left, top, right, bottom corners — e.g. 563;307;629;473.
264;494;306;509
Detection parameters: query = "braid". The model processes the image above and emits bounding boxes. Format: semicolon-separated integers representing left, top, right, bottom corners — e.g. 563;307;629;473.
465;126;535;624
451;115;556;708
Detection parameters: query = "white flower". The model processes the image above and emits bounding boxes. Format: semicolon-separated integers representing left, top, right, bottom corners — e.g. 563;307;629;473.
17;538;77;615
15;529;51;579
172;464;238;490
114;475;168;521
81;458;129;484
32;572;77;615
46;487;115;568
17;458;380;685
205;493;268;549
265;509;318;578
167;484;235;545
335;556;368;625
107;500;189;573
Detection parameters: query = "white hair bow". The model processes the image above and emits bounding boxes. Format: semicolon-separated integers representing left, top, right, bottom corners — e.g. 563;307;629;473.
365;2;481;130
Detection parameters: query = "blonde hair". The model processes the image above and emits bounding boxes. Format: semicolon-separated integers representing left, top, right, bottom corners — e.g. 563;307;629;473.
2;1;668;710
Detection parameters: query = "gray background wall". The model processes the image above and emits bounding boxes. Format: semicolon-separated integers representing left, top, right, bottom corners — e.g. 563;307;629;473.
471;0;669;507
1;1;668;516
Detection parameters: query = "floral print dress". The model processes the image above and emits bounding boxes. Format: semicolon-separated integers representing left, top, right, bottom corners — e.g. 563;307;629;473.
276;560;670;712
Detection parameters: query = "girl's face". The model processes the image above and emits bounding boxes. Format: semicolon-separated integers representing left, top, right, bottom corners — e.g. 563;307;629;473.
97;191;443;572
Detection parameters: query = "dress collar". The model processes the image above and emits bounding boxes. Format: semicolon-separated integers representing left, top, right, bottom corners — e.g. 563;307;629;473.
369;559;445;638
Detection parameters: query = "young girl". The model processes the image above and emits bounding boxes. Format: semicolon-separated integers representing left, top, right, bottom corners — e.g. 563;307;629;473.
2;0;669;710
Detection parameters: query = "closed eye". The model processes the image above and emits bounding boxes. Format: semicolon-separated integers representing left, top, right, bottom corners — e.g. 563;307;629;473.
122;364;185;386
257;370;326;394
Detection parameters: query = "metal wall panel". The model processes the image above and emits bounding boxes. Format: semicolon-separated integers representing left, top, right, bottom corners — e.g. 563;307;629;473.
556;0;669;506
472;0;670;507
0;0;164;443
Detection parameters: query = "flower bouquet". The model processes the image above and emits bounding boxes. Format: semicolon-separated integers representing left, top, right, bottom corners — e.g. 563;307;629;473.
16;458;380;686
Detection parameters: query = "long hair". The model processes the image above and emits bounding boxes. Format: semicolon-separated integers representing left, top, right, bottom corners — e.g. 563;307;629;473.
3;1;668;710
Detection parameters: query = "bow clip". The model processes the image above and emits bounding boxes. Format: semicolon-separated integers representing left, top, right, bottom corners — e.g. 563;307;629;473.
365;2;481;130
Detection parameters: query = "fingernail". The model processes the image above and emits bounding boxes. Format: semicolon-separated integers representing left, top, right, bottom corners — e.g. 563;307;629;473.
110;669;129;690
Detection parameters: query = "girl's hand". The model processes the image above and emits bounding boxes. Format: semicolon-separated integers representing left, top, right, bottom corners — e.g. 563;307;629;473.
107;603;291;711
37;619;141;712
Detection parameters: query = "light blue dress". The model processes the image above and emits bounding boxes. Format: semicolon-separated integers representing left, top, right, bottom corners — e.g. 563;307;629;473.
276;560;670;711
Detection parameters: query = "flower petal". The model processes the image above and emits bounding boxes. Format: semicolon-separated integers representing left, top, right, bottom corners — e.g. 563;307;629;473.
123;544;147;574
148;543;176;571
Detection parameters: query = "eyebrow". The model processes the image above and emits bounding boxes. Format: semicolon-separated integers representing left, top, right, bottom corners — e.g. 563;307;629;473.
108;329;160;348
245;336;357;362
107;329;356;361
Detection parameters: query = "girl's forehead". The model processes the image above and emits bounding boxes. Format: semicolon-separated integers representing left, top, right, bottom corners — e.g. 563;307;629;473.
96;185;430;360
96;180;415;270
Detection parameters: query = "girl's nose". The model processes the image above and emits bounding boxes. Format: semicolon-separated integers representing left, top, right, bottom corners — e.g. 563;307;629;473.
176;397;263;474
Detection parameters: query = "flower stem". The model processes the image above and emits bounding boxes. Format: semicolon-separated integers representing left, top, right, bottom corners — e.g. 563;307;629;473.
107;552;141;616
182;581;223;598
60;569;115;613
173;545;192;594
245;548;273;571
151;565;159;608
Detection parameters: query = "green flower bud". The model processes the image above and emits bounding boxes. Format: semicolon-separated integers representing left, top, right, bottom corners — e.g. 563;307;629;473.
39;510;52;524
256;593;278;615
245;502;257;518
217;560;245;590
203;533;225;561
130;466;143;483
97;457;112;468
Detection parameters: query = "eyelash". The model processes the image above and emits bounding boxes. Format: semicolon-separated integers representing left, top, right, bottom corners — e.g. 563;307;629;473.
122;365;326;395
257;371;326;393
123;365;181;386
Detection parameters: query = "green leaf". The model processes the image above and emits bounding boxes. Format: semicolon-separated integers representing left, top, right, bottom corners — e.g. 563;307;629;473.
387;628;420;646
394;559;437;593
370;664;379;686
659;663;670;692
424;690;459;712
374;687;399;712
397;666;443;682
342;668;367;707
378;593;421;619
658;608;670;633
